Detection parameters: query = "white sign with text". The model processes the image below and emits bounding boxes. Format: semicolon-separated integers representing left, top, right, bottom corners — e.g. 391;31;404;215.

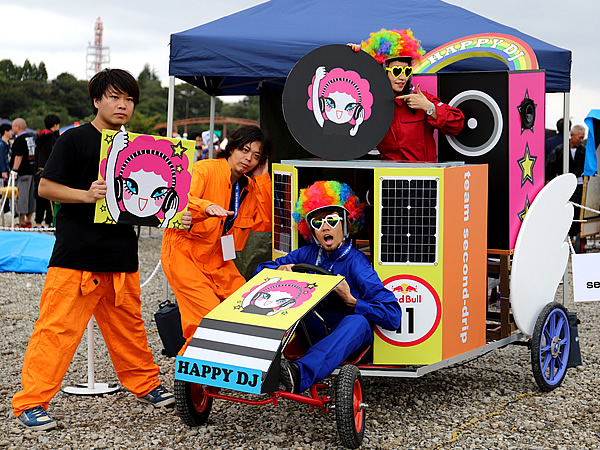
572;253;600;302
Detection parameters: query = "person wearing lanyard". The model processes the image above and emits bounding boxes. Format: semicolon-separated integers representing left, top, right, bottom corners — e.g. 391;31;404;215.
161;125;272;341
349;28;464;162
253;181;401;394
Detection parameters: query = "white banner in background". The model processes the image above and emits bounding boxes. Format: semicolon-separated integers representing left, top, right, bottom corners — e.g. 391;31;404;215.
572;253;600;302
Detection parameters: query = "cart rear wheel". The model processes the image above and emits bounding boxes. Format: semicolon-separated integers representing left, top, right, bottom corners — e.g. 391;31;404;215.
531;302;571;392
335;365;365;449
174;379;213;426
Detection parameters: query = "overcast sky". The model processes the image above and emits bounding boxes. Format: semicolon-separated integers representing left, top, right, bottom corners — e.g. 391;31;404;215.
3;0;598;130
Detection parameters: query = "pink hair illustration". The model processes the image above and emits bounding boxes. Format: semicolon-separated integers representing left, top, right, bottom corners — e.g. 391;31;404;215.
241;277;316;316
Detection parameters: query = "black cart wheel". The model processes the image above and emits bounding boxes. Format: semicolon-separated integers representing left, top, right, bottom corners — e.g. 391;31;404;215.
335;365;365;449
531;302;571;392
174;379;213;426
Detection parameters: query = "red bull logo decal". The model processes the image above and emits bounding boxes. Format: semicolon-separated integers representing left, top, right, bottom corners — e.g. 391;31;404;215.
376;275;441;347
392;283;422;303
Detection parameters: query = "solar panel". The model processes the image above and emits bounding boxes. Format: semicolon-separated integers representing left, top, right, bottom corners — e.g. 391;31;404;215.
379;177;439;265
273;171;293;254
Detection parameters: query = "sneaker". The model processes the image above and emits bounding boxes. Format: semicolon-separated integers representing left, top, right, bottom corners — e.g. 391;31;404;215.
16;406;57;431
136;384;175;407
279;359;300;394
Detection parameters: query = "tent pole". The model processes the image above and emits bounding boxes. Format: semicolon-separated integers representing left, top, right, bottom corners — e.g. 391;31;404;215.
162;76;176;303
167;76;175;138
562;92;570;175
562;92;571;307
209;95;216;159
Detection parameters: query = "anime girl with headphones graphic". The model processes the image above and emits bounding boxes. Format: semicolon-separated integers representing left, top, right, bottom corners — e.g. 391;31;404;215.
101;131;192;228
241;277;316;316
307;66;374;137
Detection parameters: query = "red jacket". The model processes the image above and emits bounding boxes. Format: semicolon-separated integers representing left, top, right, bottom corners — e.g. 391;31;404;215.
377;91;464;162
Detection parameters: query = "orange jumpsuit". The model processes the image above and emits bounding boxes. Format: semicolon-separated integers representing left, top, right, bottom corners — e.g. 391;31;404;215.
12;269;160;417
161;157;272;339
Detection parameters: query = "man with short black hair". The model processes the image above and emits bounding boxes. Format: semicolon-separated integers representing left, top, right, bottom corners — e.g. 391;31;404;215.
12;69;174;432
10;118;36;227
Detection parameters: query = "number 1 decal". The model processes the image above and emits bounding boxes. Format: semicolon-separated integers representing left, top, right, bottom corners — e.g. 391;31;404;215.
376;275;441;347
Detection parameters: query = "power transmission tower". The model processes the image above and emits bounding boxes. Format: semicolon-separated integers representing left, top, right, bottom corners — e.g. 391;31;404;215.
86;17;110;79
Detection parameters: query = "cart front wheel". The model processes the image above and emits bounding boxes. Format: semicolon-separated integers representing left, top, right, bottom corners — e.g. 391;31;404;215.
531;302;571;392
174;379;213;426
335;364;365;449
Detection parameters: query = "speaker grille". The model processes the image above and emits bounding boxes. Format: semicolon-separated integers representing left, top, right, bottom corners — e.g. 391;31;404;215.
379;177;439;265
273;171;293;254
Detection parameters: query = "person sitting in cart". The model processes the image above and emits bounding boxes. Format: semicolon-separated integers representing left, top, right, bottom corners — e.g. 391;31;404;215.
253;180;401;394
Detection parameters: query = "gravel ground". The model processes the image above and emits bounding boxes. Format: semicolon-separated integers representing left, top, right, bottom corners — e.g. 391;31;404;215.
1;228;599;449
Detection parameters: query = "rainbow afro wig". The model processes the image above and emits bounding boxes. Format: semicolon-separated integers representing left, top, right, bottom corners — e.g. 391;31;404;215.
361;28;425;65
293;181;365;241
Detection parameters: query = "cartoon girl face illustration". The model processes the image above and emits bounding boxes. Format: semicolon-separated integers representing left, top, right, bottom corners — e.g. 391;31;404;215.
102;131;192;228
241;277;316;316
120;163;173;218
307;67;374;137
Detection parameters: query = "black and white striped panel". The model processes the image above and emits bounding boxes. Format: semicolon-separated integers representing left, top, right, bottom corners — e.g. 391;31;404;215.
184;318;286;378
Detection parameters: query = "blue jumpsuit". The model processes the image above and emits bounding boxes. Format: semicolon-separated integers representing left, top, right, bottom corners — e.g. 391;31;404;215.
254;241;401;392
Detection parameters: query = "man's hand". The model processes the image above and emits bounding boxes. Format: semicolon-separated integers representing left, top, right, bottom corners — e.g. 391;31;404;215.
251;158;269;178
181;211;192;229
276;264;295;272
333;277;357;308
398;84;434;113
87;179;107;203
205;204;234;217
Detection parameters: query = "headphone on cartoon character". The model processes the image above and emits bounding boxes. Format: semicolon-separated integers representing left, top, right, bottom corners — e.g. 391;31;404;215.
115;149;178;213
319;77;364;121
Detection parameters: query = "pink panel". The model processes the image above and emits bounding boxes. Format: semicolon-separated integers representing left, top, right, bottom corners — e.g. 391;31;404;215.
508;71;545;248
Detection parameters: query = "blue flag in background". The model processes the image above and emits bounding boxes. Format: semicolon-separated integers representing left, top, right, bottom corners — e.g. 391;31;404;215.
584;110;600;176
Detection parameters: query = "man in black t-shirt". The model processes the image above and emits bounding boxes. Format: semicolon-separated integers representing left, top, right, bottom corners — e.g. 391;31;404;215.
12;69;174;431
34;114;61;227
10;118;36;227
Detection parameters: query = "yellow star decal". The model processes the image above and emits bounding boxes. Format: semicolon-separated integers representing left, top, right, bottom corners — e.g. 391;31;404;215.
175;164;184;173
104;133;116;145
170;141;187;159
517;143;537;187
518;195;531;222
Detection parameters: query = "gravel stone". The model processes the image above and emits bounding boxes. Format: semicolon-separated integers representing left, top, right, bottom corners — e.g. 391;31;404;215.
1;229;599;448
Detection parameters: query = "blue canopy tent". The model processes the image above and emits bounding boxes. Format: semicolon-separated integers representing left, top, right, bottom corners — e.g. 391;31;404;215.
169;0;571;96
167;0;573;162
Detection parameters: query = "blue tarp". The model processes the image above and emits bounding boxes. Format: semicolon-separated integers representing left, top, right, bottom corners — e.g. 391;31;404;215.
169;0;572;96
584;110;600;176
0;231;55;273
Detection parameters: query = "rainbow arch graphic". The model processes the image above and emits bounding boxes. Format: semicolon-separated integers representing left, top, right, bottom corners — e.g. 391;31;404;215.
413;33;538;74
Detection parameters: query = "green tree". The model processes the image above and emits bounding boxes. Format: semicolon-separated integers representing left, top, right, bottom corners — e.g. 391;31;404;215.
51;73;91;120
128;110;161;135
136;65;168;124
221;96;259;121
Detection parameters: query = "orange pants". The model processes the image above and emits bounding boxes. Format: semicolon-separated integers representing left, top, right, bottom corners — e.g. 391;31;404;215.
12;268;160;417
161;233;246;340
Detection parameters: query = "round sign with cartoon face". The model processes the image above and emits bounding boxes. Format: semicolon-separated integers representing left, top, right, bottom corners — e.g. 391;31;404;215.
375;274;441;347
283;44;394;160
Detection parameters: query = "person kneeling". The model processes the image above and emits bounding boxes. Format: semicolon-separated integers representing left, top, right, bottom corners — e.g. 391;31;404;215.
253;181;401;394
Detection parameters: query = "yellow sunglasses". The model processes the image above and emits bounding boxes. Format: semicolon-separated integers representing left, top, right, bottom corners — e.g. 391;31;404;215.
386;66;413;79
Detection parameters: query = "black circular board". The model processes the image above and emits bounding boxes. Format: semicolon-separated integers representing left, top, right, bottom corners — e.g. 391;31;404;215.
283;44;394;160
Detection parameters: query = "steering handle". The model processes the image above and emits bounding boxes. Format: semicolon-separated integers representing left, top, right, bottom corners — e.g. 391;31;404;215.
291;263;334;276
